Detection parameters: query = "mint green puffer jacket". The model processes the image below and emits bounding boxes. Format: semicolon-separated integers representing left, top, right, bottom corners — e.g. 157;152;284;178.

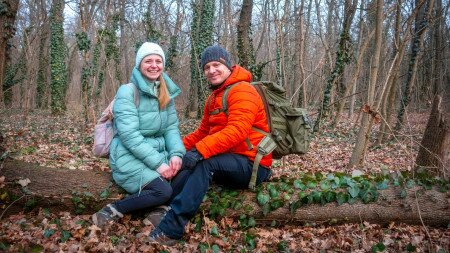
109;68;185;193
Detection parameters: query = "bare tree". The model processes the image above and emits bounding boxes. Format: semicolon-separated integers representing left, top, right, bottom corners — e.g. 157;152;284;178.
0;0;19;108
395;0;435;130
237;0;255;70
348;0;384;168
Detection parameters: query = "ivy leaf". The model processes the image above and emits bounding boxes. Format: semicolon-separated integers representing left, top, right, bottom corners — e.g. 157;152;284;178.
406;179;415;188
376;179;389;190
269;187;279;198
348;197;357;204
371;242;386;252
293;179;306;190
99;188;110;200
212;244;220;253
311;191;322;203
320;180;331;191
348;186;360;198
210;226;219;237
270;199;284;210
290;200;302;213
60;230;71;242
400;189;407;198
43;229;55;238
247;217;256;227
306;181;317;189
324;191;336;203
257;192;270;206
336;192;349;205
279;182;290;191
406;243;416;252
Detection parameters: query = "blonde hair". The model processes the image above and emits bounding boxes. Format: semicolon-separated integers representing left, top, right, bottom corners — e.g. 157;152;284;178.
158;75;170;109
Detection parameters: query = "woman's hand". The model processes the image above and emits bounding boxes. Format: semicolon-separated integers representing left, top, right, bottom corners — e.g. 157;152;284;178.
156;163;173;179
169;156;182;177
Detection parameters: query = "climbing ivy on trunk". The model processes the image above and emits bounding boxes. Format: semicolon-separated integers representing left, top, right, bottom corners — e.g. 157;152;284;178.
187;0;214;119
49;0;67;115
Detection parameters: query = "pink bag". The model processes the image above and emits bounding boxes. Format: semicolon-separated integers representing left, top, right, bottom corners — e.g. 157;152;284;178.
92;83;139;158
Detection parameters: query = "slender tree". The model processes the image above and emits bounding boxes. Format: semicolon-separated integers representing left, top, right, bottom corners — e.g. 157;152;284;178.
237;0;255;73
395;0;435;130
187;0;214;119
348;0;384;168
0;0;19;108
49;0;67;115
313;0;357;132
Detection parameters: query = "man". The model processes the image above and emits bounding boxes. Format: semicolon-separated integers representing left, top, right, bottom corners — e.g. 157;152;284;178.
148;45;273;245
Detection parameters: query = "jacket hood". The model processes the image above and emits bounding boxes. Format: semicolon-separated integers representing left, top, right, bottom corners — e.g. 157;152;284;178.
212;65;252;94
130;67;181;99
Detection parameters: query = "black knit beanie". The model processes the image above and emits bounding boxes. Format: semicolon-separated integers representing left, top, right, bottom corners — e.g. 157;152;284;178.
200;45;232;70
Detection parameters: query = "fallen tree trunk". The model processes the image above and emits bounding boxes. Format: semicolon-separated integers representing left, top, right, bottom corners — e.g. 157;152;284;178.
1;159;449;226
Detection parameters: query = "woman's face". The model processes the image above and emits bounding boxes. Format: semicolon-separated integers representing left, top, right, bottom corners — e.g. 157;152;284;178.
140;54;164;81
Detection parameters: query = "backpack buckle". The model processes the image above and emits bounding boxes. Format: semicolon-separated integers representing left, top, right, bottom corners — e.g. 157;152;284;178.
257;136;277;156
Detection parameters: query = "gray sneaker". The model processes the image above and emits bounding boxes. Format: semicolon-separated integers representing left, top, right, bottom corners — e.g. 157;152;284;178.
144;205;170;227
148;227;177;246
92;204;123;227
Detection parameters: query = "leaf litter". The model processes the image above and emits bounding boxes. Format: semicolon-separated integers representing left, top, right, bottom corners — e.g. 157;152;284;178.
0;110;448;252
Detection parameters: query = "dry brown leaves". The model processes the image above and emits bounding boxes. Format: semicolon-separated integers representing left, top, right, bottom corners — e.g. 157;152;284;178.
1;110;448;252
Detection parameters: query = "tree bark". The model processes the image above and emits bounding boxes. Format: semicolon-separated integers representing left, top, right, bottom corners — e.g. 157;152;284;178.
348;0;384;168
237;0;255;70
0;0;20;109
2;160;449;227
415;95;449;178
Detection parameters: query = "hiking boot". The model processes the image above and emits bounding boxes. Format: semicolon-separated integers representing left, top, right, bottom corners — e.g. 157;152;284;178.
143;205;170;227
148;227;177;246
92;204;123;227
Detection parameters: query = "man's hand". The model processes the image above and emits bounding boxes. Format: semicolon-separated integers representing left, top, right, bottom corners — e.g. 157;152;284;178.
169;156;182;177
157;163;173;179
182;148;203;170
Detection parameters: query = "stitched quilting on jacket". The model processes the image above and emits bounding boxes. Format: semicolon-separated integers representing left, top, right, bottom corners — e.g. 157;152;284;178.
183;65;272;168
109;68;186;194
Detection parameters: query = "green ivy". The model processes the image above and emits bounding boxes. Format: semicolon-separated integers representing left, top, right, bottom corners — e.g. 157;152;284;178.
189;0;214;118
199;171;449;229
49;0;67;115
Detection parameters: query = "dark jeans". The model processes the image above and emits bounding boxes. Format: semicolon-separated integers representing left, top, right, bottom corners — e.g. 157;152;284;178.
159;153;271;239
114;177;172;214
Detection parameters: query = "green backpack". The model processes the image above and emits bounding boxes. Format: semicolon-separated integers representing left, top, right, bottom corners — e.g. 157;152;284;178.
221;81;312;189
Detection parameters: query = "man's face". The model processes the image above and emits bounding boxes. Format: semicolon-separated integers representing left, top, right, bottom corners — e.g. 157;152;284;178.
203;61;231;86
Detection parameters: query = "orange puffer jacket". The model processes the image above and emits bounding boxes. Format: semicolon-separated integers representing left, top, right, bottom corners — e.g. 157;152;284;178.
183;65;272;168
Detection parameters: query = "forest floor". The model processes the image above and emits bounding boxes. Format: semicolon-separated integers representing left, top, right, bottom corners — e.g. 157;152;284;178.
0;109;448;252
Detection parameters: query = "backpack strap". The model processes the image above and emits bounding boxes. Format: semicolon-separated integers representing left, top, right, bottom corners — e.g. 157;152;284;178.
220;83;253;150
218;82;276;190
125;83;140;108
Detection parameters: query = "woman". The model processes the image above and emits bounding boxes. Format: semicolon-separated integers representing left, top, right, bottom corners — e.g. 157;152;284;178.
92;42;185;227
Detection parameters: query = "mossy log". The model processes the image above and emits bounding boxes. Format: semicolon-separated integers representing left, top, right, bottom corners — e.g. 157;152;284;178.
1;159;449;227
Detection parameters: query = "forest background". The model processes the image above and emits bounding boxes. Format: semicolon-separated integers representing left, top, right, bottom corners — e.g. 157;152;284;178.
0;0;449;251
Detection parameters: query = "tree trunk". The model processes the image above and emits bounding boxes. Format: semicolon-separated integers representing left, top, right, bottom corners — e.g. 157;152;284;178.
313;0;356;132
49;0;67;115
415;95;449;178
395;0;435;131
348;0;384;168
237;0;255;70
0;0;20;109
1;160;448;227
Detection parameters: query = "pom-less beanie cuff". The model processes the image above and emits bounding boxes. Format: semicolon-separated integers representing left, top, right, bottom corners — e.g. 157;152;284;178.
200;45;232;70
135;42;166;68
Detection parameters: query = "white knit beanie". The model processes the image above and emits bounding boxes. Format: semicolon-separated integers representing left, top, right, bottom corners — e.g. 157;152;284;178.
135;42;166;68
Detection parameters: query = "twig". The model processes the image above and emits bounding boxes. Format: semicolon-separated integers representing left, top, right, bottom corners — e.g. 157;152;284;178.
0;194;26;221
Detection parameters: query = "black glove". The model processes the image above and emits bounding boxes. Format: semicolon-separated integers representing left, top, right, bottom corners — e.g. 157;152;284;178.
182;148;203;170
